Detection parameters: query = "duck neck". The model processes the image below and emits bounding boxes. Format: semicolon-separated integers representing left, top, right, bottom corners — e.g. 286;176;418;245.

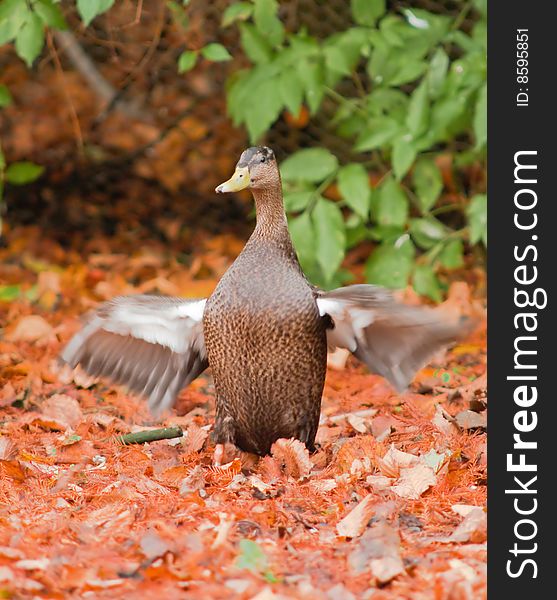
251;183;290;241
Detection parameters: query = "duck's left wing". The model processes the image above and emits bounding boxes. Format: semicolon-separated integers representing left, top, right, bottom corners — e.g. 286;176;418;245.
316;284;472;392
60;295;208;414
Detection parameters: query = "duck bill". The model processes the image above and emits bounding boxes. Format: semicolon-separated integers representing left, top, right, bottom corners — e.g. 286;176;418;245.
215;166;250;193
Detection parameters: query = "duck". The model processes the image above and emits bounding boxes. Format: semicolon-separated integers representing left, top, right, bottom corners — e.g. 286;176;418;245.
61;146;471;464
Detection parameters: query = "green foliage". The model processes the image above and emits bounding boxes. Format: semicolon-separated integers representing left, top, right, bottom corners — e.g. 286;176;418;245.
0;0;68;67
77;0;114;27
223;0;487;295
201;42;232;62
5;161;45;185
235;539;277;582
178;50;198;73
0;144;44;230
0;84;12;107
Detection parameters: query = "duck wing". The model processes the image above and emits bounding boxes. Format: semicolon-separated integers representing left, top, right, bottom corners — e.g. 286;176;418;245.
316;284;473;392
60;295;207;415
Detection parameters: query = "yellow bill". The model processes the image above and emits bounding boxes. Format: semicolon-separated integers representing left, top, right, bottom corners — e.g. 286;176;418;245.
215;166;250;193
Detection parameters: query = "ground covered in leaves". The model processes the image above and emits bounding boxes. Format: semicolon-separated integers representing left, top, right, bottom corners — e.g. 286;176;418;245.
0;225;486;599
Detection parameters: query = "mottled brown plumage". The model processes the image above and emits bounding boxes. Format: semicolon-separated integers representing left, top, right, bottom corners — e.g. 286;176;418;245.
61;146;472;459
205;151;327;454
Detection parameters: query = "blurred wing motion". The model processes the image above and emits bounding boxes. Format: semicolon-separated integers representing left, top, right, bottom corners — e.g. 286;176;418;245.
316;284;473;392
60;295;208;414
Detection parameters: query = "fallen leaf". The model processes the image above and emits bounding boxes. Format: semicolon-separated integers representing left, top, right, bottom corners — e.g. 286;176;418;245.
366;475;393;491
85;578;124;589
377;444;419;478
270;438;312;479
336;494;375;538
140;531;170;560
0;381;17;407
41;394;83;429
370;555;405;584
455;410;487;430
440;507;487;543
348;520;404;583
432;404;459;436
181;423;209;454
391;464;437;499
212;513;234;549
0;436;17;460
15;558;50;571
179;465;206;495
6;315;55;344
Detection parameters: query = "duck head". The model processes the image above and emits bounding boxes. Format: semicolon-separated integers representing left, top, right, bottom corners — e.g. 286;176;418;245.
216;146;278;193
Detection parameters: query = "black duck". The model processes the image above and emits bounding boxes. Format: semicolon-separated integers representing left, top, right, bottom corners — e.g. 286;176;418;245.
61;146;471;463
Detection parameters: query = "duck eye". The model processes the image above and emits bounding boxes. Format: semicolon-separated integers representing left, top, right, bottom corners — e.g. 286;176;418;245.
260;156;266;163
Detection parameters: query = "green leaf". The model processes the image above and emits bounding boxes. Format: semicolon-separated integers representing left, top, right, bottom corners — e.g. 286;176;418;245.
178;50;198;73
413;264;442;302
236;539;268;573
312;198;346;282
253;0;284;47
15;12;44;67
0;84;12;107
467;193;487;245
76;0;114;27
0;284;22;302
354;118;400;152
390;60;428;87
350;0;385;26
283;190;312;212
245;78;283;142
298;59;325;115
427;48;449;99
323;34;363;78
0;0;21;20
412;157;443;213
281;148;338;183
406;80;429;137
5;161;44;184
473;0;487;16
239;22;273;64
0;0;29;46
201;43;232;62
391;137;416;180
35;0;67;29
430;94;469;141
346;219;368;248
167;1;189;30
279;69;304;116
409;217;446;249
365;238;414;289
222;2;253;27
376;177;408;227
288;211;315;270
439;239;464;269
337;163;371;220
474;84;487;150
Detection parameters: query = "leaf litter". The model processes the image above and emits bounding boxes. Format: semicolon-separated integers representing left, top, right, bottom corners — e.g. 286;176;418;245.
0;225;487;598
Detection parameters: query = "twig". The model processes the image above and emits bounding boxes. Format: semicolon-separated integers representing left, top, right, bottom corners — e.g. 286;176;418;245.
121;0;165;86
117;426;183;445
53;30;150;121
46;32;84;156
